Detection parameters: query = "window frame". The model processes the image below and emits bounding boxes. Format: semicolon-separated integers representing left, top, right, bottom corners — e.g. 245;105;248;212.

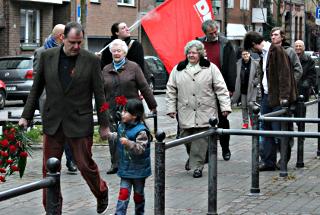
227;0;234;8
20;9;40;50
240;0;250;10
117;0;135;7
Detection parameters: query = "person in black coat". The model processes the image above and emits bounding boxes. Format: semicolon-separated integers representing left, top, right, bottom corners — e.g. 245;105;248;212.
100;22;150;83
294;40;317;102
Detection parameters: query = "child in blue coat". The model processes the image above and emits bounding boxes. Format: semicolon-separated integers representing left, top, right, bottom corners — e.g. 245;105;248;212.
110;98;152;215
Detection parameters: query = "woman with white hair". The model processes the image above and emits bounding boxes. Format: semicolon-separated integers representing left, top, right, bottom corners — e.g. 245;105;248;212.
166;40;231;178
102;39;157;174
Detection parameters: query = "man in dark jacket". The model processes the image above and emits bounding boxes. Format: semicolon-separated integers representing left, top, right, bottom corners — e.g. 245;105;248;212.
34;24;78;174
294;40;317;101
270;27;302;82
244;31;297;171
19;22;110;214
197;19;236;161
100;22;150;82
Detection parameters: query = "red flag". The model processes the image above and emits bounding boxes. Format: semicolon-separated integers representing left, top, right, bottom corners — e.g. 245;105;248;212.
141;0;214;73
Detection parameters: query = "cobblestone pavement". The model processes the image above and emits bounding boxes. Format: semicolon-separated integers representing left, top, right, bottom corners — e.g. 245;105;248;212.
0;103;320;215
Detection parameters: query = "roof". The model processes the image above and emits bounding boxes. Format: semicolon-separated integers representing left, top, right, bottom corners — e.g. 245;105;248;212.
226;23;247;40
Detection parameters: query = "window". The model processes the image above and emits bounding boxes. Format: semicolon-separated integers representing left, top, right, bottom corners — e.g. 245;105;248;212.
90;0;101;3
227;0;234;8
117;0;134;6
20;9;40;47
240;0;249;10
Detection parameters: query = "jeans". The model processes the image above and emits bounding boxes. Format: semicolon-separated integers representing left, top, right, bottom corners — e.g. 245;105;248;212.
115;178;146;215
259;94;281;167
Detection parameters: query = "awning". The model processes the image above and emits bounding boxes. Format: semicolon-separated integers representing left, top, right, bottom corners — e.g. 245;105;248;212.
226;24;247;40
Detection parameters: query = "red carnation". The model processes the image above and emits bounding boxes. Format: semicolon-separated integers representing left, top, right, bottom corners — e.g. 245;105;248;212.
10;128;16;133
9;145;16;153
99;102;110;113
0;168;6;173
1;139;9;148
6;159;13;164
10;165;19;172
20;151;28;158
6;133;15;141
1;151;8;157
0;160;2;165
0;176;5;182
115;95;128;106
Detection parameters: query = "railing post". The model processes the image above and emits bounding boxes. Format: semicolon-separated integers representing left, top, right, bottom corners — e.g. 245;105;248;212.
296;95;305;168
208;118;218;215
154;113;158;135
250;106;260;194
318;90;320;157
279;101;289;177
154;130;166;215
46;157;61;215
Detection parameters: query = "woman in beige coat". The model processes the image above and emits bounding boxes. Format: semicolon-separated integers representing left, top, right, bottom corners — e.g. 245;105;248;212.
166;40;232;178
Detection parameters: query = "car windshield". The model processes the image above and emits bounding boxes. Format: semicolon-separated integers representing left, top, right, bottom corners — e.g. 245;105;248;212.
0;58;32;70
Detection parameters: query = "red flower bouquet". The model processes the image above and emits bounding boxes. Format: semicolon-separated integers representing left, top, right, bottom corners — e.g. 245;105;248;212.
115;95;128;107
0;124;32;182
99;102;110;113
114;96;128;122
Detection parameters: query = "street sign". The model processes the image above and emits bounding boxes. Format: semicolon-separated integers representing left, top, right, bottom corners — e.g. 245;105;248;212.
316;7;320;25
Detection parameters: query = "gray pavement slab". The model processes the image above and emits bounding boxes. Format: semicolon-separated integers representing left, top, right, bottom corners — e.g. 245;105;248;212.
1;103;320;214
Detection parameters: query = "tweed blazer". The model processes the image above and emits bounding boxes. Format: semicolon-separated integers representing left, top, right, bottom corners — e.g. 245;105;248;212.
22;46;109;137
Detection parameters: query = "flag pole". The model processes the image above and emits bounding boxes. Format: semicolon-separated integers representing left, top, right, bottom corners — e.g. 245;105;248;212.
95;19;143;55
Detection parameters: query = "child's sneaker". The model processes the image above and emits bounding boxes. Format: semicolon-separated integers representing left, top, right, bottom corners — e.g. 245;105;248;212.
241;123;249;129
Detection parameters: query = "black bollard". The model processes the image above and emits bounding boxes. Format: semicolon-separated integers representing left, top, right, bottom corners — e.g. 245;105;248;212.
296;95;305;168
154;130;166;215
279;100;289;177
250;106;260;194
208;118;218;215
46;157;61;215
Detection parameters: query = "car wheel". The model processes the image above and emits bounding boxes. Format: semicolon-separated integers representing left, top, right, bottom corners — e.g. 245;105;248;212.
0;90;5;109
149;79;155;93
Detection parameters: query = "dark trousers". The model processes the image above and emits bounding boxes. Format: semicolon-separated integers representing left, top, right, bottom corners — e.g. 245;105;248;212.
217;103;230;151
42;126;108;214
260;94;281;167
108;123;119;169
64;143;73;164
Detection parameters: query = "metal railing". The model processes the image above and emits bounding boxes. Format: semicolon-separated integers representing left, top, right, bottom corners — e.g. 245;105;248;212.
1;111;158;134
0;158;61;214
154;102;320;215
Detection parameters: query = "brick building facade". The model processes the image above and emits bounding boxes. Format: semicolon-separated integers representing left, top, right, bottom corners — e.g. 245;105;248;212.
0;0;156;57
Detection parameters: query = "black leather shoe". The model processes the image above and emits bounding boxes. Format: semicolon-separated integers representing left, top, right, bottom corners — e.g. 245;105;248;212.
97;189;109;214
259;163;276;171
185;159;190;171
193;169;202;178
106;167;118;175
222;150;231;161
66;161;77;174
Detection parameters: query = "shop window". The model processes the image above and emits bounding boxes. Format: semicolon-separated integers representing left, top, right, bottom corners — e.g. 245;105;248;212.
20;9;40;49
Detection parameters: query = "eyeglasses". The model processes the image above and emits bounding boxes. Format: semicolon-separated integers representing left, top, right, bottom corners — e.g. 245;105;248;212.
187;51;199;55
110;49;123;54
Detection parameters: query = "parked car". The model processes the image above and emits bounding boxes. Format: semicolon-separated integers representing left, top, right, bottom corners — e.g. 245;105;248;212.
0;80;6;109
0;55;33;103
144;56;169;92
